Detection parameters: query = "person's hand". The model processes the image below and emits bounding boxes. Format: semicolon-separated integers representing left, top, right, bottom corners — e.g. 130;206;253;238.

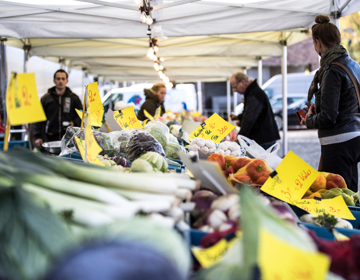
235;120;240;126
70;121;74;126
35;138;43;148
300;103;315;125
229;113;238;121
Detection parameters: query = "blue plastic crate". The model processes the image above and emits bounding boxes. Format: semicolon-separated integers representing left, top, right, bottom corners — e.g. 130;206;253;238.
348;206;360;230
58;153;83;160
189;229;207;247
0;140;29;150
301;222;360;240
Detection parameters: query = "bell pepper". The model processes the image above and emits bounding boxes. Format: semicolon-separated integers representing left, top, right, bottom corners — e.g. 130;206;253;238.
224;155;236;169
229;157;251;173
256;175;269;186
326;173;347;189
207;153;226;170
223;166;235;177
228;173;252;186
245;159;271;181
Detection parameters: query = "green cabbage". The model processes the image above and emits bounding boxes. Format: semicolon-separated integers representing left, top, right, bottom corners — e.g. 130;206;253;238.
149;128;168;150
139;152;168;173
130;159;154;173
167;133;179;144
165;143;184;160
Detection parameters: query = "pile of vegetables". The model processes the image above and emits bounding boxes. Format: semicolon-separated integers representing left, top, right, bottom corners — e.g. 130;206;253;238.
302;172;358;206
207;153;273;187
300;213;353;229
217;141;243;157
188;138;217;156
1;149;198;230
131;151;168;173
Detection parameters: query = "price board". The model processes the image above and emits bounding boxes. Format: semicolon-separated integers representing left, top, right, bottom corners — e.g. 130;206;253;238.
6;73;46;125
260;151;318;203
113;106;143;129
76;108;103;127
292;195;355;220
75;118;104;166
189;113;235;143
87;82;103;113
259;229;330;280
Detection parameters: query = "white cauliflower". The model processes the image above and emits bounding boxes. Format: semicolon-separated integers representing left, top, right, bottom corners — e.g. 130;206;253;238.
205;140;216;148
188;144;200;151
200;146;209;154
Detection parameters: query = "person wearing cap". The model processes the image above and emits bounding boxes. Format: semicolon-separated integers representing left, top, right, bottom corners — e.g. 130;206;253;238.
33;69;82;148
229;72;280;150
137;83;166;121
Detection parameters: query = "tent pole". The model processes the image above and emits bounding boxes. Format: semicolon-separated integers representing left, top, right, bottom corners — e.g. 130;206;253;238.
281;35;288;157
197;80;203;114
233;88;237;113
331;0;341;29
23;39;31;142
226;79;231;121
257;57;263;87
0;37;7;133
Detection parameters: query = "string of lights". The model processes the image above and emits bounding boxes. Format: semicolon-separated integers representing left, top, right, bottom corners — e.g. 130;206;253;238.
134;0;173;88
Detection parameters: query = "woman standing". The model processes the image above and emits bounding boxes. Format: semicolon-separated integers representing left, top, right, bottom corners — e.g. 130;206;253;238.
137;83;166;121
301;15;360;192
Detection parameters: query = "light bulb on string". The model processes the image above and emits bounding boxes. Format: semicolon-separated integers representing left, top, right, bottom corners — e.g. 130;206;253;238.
159;57;164;62
140;12;147;23
158;71;163;76
163;77;170;83
145;15;153;25
146;48;154;58
154;63;160;71
134;0;142;6
154;46;159;52
152;56;158;62
166;82;173;88
159;65;164;71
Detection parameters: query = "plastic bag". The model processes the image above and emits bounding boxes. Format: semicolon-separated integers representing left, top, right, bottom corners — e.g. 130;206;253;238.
237;135;282;169
144;121;169;135
60;126;81;156
167;133;179;144
165;142;185;160
112;129;134;153
125;130;165;162
145;121;169;149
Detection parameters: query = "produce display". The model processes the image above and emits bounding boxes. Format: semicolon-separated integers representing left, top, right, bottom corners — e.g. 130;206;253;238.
302;172;358;206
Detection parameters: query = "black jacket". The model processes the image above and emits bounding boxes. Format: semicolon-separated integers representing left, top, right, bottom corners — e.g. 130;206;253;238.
306;53;360;138
237;80;280;144
33;87;83;141
137;89;165;121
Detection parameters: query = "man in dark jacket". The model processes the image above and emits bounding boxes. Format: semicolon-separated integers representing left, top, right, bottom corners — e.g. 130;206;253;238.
229;72;280;149
137;83;166;121
33;70;82;147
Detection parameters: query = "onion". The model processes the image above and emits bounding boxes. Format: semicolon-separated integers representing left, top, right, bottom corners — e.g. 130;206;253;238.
228;204;241;222
210;194;239;212
218;221;237;232
271;202;298;225
205;209;227;229
191;190;218;221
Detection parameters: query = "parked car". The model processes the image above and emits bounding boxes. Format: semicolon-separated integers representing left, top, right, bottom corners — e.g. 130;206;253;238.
273;98;315;130
270;93;307;110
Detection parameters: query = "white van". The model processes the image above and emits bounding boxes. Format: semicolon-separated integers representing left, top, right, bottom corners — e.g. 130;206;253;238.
262;71;316;99
101;83;198;113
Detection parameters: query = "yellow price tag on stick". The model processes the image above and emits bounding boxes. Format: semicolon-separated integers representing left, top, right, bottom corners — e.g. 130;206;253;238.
87;82;103;113
191;232;241;268
144;109;154;121
6;73;46;125
259;229;330;280
74;119;104;166
292;195;355;220
113;107;143;130
260;151;318;203
76;108;104;127
154;106;162;120
189;113;235;143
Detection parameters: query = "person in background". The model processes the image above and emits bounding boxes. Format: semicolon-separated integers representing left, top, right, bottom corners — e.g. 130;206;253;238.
137;83;166;121
301;15;360;192
33;69;82;147
229;72;280;150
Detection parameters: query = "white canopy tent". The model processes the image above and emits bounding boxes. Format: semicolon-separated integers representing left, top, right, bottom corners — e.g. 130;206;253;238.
0;0;359;155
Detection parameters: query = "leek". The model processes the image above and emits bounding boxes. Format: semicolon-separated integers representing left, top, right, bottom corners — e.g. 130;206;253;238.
20;173;129;206
111;188;176;204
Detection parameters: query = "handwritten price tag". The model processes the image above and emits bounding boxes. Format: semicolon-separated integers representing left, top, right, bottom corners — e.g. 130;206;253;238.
74;119;104;166
261;151;318;203
292;196;355;220
113;107;143;130
191;232;241;268
87;82;103;113
6;73;46;125
189;113;235;143
259;229;330;280
76;108;104;127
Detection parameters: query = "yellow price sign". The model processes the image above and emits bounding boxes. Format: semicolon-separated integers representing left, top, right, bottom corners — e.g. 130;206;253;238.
292;195;355;220
189;113;235;143
144;109;154;121
260;151;318;203
6;73;46;125
87;82;103;113
154;106;162;120
191;232;241;268
259;229;330;280
76;108;104;127
74;119;104;166
113;107;143;130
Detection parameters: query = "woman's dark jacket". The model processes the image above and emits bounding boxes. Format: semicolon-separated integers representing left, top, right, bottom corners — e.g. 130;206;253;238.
237;79;280;145
306;53;360;138
137;89;165;121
